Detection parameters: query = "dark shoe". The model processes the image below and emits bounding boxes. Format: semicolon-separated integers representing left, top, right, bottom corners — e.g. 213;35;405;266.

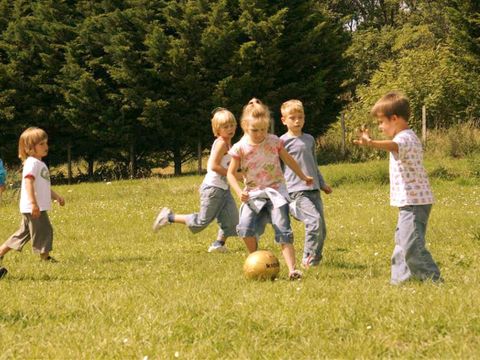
289;269;303;281
41;256;58;263
0;267;8;279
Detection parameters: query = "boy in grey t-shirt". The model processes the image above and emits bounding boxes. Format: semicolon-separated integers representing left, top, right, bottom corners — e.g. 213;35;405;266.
280;100;332;268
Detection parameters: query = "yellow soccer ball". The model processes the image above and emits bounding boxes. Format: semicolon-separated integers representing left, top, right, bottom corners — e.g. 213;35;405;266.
243;250;280;280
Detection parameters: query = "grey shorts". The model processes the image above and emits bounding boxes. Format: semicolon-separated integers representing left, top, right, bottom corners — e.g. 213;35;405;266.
5;212;53;254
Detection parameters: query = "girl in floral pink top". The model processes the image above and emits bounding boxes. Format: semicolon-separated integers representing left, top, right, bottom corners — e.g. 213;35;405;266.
227;99;313;280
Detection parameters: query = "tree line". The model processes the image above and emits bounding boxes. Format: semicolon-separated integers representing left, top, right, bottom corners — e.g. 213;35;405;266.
0;0;478;178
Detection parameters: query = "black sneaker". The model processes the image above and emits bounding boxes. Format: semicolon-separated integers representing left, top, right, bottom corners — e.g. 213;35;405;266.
41;256;58;263
0;267;8;279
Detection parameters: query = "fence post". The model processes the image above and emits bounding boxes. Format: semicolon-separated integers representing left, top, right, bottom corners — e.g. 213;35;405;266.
67;142;72;185
341;112;346;158
422;105;427;147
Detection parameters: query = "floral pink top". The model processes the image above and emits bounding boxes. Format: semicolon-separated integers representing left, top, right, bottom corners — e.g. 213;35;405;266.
229;134;285;191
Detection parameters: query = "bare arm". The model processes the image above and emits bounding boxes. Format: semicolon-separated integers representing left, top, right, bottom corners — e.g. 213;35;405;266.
353;128;399;152
51;189;65;206
227;157;248;202
25;177;40;218
279;147;313;185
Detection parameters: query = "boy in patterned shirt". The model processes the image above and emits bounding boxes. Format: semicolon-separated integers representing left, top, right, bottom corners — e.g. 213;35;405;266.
354;91;442;285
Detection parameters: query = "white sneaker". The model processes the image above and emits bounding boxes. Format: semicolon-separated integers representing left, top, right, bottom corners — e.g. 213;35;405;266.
208;240;228;253
152;207;172;232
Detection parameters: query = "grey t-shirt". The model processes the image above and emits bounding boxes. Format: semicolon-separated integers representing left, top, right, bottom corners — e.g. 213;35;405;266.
280;132;326;193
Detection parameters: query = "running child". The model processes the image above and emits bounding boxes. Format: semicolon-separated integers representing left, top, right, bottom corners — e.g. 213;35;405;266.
153;108;241;253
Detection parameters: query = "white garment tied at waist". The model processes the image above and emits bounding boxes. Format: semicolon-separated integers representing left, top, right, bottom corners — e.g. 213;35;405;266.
246;186;290;213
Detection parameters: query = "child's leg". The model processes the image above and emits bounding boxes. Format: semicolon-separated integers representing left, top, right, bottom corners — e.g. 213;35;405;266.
243;237;258;253
178;185;226;234
270;203;302;277
291;191;325;266
238;203;267;253
280;243;296;273
1;215;32;257
30;212;54;258
215;191;239;242
392;205;441;284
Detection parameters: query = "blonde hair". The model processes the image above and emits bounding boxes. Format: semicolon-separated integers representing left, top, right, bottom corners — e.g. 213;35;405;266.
18;127;48;161
211;108;236;137
241;99;271;132
281;99;304;116
371;91;410;121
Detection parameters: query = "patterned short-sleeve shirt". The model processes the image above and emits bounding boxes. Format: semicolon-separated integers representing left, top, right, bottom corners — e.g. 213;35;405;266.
390;129;434;206
229;134;285;191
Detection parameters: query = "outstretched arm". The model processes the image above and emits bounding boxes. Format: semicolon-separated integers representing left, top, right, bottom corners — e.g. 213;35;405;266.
353;127;398;152
279;148;313;186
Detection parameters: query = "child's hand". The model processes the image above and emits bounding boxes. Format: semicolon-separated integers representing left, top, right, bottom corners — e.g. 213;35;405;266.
240;189;250;203
31;204;40;219
353;126;372;146
321;184;333;194
56;196;65;206
303;176;314;186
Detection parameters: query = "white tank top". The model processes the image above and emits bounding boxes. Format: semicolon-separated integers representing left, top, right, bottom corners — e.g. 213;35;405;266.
203;138;231;190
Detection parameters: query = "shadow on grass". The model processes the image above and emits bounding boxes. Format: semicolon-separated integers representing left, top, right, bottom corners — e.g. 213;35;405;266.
7;273;122;282
98;255;156;263
324;260;368;271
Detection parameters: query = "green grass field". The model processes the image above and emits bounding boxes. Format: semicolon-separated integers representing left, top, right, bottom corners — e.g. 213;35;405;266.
0;157;479;359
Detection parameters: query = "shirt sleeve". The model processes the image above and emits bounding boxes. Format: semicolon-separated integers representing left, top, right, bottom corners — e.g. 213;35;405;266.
22;158;41;180
393;133;409;161
228;142;242;159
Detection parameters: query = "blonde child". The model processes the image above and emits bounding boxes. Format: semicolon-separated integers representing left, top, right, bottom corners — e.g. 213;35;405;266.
354;91;442;285
280;100;332;268
227;100;313;280
0;127;65;278
153;108;242;253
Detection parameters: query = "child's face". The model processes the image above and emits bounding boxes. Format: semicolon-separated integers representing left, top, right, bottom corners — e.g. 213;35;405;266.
376;114;398;138
217;122;236;139
245;120;268;144
32;139;49;159
282;111;305;135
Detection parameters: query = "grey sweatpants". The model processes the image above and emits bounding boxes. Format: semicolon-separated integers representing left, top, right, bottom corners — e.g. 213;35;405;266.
4;212;53;254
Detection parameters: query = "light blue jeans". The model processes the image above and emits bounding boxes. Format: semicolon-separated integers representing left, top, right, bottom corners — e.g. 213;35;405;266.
237;200;293;244
185;184;238;239
391;204;441;284
290;190;326;266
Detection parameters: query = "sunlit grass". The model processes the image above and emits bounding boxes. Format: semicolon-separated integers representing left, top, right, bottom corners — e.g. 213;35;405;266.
0;159;479;358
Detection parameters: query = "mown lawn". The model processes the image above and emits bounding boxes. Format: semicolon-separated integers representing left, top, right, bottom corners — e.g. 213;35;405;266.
0;157;479;359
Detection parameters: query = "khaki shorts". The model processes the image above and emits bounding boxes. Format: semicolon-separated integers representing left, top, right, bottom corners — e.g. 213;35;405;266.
5;212;53;254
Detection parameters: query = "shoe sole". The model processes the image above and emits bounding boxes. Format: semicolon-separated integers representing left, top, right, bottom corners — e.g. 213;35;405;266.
152;208;170;232
208;246;228;253
0;267;8;279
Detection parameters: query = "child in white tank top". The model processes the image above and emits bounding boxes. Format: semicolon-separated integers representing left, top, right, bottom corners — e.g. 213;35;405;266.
153;108;242;253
